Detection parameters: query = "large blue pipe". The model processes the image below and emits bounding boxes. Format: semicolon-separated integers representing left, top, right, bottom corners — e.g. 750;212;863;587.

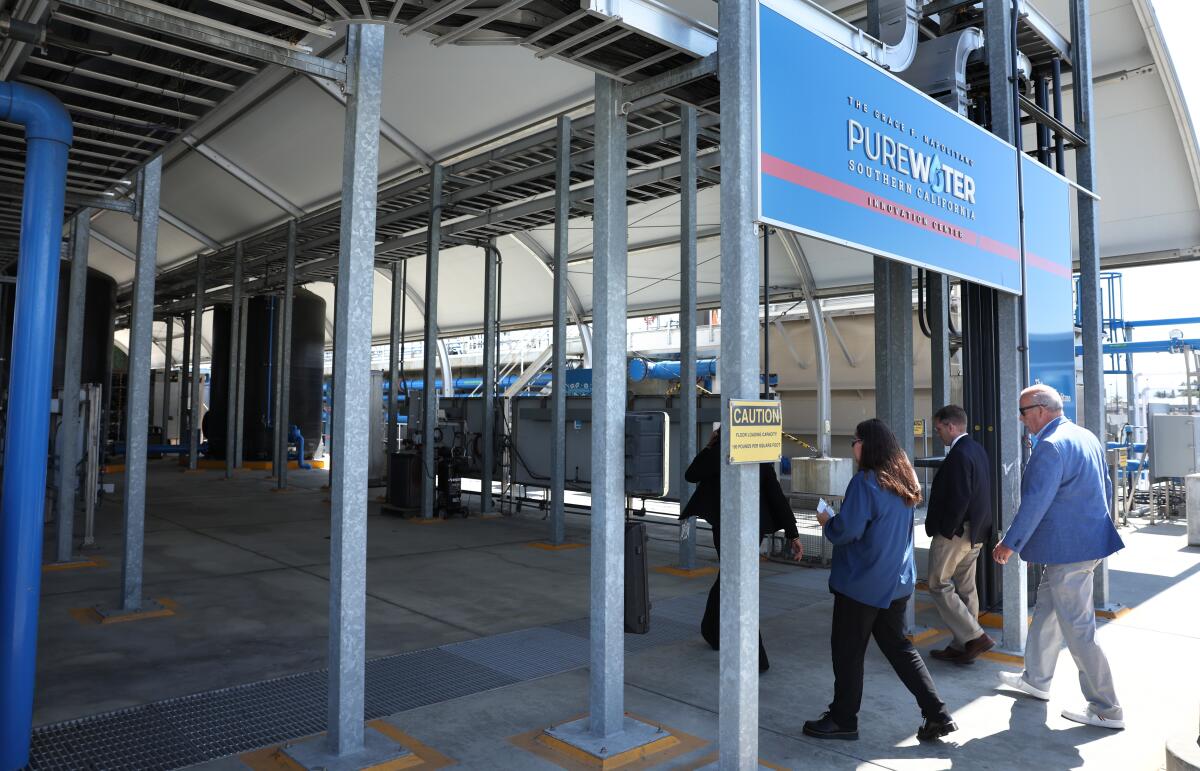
0;83;72;771
627;357;718;382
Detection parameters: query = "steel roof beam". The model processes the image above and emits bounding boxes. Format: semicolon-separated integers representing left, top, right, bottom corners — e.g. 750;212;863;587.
20;75;201;121
52;10;260;74
202;0;337;38
56;0;347;82
27;57;219;107
182;135;307;217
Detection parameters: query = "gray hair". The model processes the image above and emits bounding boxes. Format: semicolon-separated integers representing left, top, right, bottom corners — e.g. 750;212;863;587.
1020;384;1064;413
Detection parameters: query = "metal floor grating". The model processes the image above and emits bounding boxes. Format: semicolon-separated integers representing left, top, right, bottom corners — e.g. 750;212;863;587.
28;576;828;769
29;648;517;770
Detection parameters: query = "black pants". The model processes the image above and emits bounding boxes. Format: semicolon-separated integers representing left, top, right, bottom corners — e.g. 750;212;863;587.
828;591;948;729
700;525;770;670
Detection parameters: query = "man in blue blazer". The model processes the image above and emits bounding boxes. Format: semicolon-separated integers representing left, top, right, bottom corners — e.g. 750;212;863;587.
993;384;1125;730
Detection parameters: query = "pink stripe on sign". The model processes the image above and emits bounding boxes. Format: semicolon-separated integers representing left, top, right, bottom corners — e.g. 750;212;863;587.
761;152;1023;267
1026;251;1073;280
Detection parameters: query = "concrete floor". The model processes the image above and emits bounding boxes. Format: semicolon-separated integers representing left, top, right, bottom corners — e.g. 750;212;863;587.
34;460;1200;769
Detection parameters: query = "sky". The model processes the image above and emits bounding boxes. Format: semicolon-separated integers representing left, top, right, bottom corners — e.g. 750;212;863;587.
1100;1;1200;399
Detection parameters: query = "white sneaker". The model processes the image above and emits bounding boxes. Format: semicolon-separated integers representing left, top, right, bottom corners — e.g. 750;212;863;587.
1061;706;1124;730
997;671;1050;701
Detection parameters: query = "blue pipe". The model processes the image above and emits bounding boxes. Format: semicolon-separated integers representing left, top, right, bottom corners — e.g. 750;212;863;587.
627;357;718;382
0;82;72;771
289;425;312;470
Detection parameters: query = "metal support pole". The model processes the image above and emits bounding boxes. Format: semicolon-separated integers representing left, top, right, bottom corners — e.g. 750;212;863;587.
277;220;296;489
161;316;173;439
590;73;626;739
678;105;698;569
1051;57;1066;174
387;260;401;458
121;155;162;611
55;210;91;563
188;255;205;470
271;290;285;477
718;0;761;758
874;257;914;633
1071;0;1103;442
928;272;951;454
762;232;770;395
235;294;248;465
998;293;1027;650
422;164;444;519
986;0;1029;651
180;313;191;451
550;114;570;544
325;22;384;758
481;243;496;513
225;241;243;477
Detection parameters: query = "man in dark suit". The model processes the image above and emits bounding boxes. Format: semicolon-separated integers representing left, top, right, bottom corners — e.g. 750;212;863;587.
925;405;995;664
680;428;802;672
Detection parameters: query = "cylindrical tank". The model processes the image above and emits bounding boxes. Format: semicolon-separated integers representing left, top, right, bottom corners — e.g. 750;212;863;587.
0;266;115;401
204;289;325;460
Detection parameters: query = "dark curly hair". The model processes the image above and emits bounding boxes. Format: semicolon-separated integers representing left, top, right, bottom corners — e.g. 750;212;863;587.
854;418;921;507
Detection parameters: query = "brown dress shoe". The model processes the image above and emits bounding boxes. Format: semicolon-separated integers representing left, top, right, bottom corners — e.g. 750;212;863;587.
930;646;964;662
959;632;996;662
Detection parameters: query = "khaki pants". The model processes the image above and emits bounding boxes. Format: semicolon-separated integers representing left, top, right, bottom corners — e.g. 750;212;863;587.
927;533;984;648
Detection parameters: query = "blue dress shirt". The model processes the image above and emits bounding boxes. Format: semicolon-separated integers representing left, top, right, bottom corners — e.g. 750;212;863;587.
824;470;916;609
1001;416;1124;564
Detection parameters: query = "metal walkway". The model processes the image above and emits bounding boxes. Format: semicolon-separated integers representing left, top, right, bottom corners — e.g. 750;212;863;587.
27;571;830;770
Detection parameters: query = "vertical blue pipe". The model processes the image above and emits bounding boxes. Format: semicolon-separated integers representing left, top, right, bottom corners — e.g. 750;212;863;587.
0;81;72;771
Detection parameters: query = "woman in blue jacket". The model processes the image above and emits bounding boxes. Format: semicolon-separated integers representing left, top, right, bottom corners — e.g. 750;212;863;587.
803;419;957;742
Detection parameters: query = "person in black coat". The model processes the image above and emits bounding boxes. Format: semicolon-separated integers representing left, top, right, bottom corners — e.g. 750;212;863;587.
925;404;995;664
679;428;803;672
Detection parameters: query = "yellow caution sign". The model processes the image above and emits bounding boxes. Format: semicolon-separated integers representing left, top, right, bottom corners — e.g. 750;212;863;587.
728;399;783;464
914;419;926;438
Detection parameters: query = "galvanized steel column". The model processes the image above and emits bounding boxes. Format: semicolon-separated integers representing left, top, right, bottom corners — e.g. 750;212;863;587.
718;0;762;759
986;0;1028;651
387;260;402;458
54;210;91;563
121;155;161;611
422;164;444;520
874;257;914;632
997;293;1027;650
225;242;243;478
188;255;206;470
271;288;286;479
161;317;173;440
180;313;191;451
1071;0;1102;440
481;243;496;513
276;220;296;489
326;22;384;757
928;272;951;454
550;115;570;544
678;105;698;570
590;73;626;739
235;294;248;465
1069;0;1111;608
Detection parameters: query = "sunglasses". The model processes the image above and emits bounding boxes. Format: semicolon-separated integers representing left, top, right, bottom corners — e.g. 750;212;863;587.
1018;404;1043;415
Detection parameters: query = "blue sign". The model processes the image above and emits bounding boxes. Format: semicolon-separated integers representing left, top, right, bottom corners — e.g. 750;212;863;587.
1022;156;1077;421
756;2;1022;293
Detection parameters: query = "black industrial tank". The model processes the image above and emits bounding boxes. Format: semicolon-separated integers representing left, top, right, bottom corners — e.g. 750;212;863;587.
204;289;325;461
0;265;115;400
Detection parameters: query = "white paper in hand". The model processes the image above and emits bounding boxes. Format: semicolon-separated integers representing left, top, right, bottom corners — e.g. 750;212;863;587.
817;498;832;516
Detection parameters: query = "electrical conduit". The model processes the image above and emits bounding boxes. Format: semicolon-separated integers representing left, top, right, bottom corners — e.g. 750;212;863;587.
0;82;72;771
